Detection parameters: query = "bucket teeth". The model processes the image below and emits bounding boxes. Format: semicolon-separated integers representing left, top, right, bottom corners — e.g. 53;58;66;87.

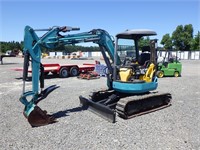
26;106;57;127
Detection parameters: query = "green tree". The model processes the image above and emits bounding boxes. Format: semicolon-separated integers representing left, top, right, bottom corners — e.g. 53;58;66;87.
172;24;193;50
138;37;150;50
161;34;173;49
183;24;194;50
0;41;23;53
172;25;184;50
191;31;200;50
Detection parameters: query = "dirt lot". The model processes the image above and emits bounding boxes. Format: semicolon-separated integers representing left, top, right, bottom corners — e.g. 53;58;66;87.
0;57;200;150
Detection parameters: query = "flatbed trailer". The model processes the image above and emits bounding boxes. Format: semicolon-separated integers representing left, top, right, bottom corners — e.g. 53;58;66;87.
14;63;95;78
0;54;16;65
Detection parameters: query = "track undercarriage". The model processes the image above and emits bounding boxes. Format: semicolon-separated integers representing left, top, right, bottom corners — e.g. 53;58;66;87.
79;90;172;123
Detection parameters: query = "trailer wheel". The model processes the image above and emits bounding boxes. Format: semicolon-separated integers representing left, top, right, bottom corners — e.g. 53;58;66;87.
70;67;79;76
156;71;164;78
174;71;179;77
59;67;69;78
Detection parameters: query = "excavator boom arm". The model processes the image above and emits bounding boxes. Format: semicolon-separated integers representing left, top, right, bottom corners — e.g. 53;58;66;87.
20;25;117;127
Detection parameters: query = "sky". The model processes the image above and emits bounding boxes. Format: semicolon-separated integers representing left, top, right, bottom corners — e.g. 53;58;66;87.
0;0;199;46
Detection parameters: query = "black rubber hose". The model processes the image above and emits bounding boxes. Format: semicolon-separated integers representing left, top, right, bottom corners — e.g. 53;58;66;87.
40;63;44;89
71;27;80;31
23;51;30;81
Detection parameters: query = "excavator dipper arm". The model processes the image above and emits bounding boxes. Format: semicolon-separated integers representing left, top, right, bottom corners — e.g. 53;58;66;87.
20;26;83;127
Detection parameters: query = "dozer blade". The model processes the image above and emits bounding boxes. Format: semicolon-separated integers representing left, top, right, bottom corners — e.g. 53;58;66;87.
24;106;57;127
116;92;172;119
79;90;118;123
79;96;116;123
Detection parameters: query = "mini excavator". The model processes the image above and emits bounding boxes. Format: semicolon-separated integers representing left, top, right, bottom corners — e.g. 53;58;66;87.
20;26;171;127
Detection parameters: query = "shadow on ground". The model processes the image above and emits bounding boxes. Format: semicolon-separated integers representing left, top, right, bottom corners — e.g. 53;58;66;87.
1;63;19;65
15;74;62;81
52;106;88;119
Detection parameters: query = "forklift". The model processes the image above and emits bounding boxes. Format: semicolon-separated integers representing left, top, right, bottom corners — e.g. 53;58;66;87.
156;50;182;78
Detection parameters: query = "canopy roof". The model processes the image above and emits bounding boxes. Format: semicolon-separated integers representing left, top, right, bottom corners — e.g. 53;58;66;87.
116;29;157;39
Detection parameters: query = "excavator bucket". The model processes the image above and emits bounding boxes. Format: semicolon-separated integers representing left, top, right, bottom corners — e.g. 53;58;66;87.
24;106;57;127
21;85;59;127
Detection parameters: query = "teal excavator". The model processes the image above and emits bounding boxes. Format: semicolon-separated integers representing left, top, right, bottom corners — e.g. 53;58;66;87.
20;25;171;127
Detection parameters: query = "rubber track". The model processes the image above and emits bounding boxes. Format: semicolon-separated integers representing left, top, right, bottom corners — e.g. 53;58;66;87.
116;92;172;119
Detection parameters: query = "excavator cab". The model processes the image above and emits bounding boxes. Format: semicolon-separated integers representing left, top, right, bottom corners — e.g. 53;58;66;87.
112;29;158;92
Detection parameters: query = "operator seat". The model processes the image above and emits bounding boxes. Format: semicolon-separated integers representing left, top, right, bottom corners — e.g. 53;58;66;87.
138;46;150;66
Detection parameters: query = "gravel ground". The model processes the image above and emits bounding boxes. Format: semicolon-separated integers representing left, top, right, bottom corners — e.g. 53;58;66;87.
0;57;200;150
